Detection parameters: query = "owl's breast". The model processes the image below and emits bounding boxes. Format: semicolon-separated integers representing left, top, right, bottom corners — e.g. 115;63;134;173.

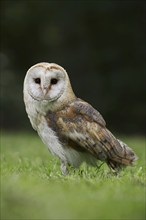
37;116;67;162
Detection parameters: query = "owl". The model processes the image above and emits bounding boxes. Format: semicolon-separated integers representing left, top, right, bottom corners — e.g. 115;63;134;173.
23;62;137;174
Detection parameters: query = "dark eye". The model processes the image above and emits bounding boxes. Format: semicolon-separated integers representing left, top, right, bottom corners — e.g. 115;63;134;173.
34;78;41;84
51;78;58;85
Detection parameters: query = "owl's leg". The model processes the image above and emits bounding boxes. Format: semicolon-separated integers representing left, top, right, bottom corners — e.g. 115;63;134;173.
60;160;69;175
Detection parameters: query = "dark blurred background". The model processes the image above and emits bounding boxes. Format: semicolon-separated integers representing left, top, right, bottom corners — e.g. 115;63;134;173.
0;0;145;134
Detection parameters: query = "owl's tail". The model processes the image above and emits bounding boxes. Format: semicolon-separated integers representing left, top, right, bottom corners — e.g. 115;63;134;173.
107;139;138;172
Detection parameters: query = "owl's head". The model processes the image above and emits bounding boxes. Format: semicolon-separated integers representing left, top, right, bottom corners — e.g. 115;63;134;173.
24;62;75;106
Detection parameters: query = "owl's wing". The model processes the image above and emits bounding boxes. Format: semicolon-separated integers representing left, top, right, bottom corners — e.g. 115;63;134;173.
52;99;137;170
72;99;106;127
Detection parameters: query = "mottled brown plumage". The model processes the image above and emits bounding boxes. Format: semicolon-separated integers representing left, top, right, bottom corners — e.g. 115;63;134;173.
46;98;137;172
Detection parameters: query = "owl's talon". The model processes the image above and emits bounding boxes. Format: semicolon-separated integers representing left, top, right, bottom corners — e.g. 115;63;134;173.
60;161;69;175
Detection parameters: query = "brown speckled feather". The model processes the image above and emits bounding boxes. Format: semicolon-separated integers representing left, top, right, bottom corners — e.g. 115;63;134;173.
46;99;137;171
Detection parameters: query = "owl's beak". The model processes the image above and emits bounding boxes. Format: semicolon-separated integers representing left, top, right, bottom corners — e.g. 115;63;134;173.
42;87;48;96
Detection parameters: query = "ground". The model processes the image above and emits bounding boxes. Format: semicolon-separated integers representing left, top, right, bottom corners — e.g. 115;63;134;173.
1;132;145;219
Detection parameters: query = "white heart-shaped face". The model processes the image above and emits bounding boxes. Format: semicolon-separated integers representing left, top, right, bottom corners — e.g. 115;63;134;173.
24;63;67;102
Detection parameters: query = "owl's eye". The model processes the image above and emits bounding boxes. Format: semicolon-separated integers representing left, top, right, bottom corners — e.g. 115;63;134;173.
34;78;41;84
51;78;58;85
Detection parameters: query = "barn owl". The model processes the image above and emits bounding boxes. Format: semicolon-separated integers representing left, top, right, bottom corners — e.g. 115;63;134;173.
23;62;137;174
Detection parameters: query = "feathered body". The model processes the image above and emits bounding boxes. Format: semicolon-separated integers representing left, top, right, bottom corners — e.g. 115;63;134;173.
23;62;137;174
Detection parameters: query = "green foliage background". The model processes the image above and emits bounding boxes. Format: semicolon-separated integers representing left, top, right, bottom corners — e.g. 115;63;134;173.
0;0;145;134
1;132;145;219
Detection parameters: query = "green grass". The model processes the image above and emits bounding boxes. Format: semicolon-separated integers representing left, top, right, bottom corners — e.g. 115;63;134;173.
1;132;145;220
